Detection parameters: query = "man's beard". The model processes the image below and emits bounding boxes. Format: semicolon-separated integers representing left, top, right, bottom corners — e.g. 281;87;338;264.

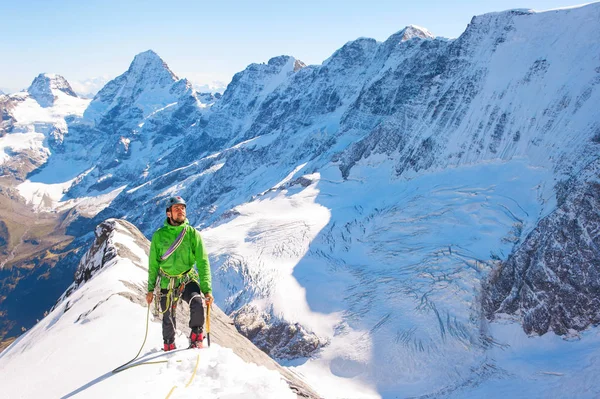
169;215;185;226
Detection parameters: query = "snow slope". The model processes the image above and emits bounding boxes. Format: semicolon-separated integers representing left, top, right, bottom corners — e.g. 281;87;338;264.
0;219;300;399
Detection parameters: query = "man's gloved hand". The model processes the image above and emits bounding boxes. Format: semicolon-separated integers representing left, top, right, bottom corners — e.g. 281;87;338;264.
146;292;154;304
204;292;214;307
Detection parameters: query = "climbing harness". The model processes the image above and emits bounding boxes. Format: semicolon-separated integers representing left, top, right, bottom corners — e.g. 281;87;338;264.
153;267;198;315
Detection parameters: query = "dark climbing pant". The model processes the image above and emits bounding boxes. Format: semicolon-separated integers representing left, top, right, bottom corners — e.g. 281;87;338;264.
160;281;205;344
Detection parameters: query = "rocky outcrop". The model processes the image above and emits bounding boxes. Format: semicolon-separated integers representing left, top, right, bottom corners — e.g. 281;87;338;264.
59;219;149;300
232;304;326;360
483;159;600;335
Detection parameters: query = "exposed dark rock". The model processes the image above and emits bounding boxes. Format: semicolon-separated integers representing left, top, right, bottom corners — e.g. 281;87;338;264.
232;304;327;360
0;220;9;250
61;219;148;299
483;159;600;336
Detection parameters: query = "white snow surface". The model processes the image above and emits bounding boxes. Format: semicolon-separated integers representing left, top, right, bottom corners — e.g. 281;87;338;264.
203;158;567;398
0;221;296;399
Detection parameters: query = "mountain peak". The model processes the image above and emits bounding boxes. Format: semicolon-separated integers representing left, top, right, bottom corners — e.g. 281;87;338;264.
265;55;306;72
83;50;188;124
388;25;435;43
27;73;78;107
127;49;178;81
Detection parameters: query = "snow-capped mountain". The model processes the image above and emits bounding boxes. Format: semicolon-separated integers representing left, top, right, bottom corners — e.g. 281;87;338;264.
2;3;600;398
83;49;186;125
0;73;90;180
27;73;78;107
0;219;319;399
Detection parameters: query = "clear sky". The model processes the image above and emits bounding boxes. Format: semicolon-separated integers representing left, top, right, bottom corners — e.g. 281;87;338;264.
0;0;592;93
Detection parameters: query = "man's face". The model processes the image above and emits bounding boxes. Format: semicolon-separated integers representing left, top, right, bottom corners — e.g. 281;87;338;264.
168;204;186;223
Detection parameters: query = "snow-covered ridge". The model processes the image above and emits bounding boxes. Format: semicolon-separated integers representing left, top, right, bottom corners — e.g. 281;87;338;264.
0;218;319;398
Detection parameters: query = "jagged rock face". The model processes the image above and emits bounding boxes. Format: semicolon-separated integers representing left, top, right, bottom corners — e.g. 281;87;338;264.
61;219;149;299
483;159;600;335
77;50;197;153
202;55;304;141
0;74;89;182
27;73;78;107
47;7;599;209
0;221;9;257
232;305;326;360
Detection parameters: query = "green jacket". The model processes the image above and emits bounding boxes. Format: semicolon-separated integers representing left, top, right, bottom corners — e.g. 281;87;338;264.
147;218;212;294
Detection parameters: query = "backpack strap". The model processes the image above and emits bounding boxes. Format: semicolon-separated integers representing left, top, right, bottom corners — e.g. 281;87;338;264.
160;225;189;262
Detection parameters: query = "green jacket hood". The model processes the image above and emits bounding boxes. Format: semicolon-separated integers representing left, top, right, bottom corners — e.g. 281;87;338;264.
163;218;190;229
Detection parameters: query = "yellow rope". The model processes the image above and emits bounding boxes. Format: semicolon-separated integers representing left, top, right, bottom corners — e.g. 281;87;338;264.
112;304;151;373
113;288;207;399
112;302;185;373
165;385;177;399
185;354;201;387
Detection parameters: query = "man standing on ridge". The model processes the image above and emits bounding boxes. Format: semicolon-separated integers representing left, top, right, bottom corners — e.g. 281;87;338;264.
146;196;213;351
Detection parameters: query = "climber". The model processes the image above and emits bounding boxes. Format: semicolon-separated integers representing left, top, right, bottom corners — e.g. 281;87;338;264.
145;196;213;351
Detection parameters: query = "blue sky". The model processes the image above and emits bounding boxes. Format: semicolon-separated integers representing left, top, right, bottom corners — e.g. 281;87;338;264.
0;0;591;93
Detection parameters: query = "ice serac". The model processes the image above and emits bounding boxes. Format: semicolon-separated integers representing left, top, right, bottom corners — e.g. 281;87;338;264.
484;158;600;336
27;73;78;107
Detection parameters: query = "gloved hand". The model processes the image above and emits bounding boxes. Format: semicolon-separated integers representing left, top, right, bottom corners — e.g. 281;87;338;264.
146;292;154;304
204;292;214;306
